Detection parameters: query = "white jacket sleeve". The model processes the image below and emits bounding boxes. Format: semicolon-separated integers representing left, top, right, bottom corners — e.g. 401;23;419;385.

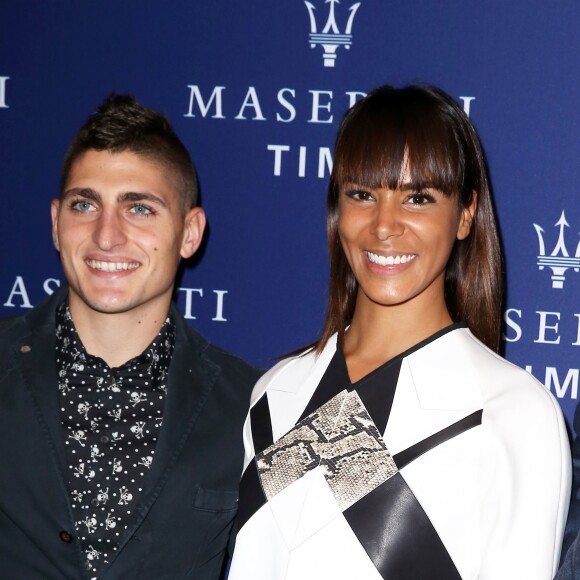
478;373;571;579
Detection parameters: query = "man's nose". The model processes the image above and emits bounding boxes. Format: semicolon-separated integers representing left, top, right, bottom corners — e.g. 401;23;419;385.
92;210;127;250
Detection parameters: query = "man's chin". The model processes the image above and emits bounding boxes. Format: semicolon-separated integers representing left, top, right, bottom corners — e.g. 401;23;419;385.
69;291;138;316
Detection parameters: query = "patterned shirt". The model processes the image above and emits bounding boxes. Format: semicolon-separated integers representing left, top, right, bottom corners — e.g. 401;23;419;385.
56;303;174;578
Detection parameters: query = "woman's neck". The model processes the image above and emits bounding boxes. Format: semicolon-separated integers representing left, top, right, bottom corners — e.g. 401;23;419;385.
342;293;453;383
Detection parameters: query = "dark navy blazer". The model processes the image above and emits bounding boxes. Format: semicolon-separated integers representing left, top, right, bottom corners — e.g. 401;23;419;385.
0;287;261;580
556;404;580;579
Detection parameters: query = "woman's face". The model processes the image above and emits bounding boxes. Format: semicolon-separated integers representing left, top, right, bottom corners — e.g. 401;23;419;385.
337;165;476;312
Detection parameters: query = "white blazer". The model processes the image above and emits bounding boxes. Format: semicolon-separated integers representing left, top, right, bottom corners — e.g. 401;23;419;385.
230;327;571;580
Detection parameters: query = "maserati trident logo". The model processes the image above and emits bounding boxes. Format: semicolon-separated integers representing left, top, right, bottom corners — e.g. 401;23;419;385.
304;0;362;67
534;211;580;289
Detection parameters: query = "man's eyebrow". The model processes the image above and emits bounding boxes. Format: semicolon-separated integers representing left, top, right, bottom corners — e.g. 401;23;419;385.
62;187;101;202
118;191;168;208
61;189;168;208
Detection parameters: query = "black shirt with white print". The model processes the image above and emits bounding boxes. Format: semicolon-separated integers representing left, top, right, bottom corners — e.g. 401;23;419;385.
56;302;174;578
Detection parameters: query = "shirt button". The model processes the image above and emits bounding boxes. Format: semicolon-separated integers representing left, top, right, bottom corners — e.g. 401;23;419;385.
59;530;73;543
91;498;99;507
20;345;32;353
100;435;110;444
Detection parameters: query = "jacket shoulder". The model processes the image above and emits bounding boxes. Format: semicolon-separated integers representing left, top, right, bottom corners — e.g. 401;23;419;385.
172;306;264;391
204;341;264;383
0;313;24;334
407;327;555;408
459;328;556;404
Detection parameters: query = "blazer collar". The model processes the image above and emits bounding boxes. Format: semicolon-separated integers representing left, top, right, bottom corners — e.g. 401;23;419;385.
105;303;222;564
141;304;219;495
264;328;483;412
405;327;483;411
15;286;70;473
265;335;337;396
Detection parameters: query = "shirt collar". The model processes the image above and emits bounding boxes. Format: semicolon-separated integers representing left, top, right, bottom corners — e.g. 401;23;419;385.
55;302;175;390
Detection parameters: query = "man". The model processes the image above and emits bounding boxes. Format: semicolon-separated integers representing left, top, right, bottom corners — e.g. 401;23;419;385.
557;407;580;579
0;94;261;579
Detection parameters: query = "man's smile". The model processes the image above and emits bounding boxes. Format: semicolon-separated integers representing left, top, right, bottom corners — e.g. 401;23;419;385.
85;259;140;272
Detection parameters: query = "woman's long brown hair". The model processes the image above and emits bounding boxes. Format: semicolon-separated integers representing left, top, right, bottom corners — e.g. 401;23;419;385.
313;85;502;354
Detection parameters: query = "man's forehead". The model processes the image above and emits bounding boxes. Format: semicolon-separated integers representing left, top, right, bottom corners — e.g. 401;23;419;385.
64;151;178;198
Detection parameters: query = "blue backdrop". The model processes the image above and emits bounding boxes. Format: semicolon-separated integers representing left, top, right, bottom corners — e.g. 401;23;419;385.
1;1;579;431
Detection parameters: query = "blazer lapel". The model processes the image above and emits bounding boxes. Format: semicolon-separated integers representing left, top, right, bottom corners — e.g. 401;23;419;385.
4;290;83;574
385;328;484;454
266;337;338;441
16;325;71;476
143;331;219;495
114;310;220;557
15;291;74;493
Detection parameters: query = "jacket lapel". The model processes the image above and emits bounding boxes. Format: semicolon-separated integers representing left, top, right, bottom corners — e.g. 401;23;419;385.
114;307;220;554
266;337;338;441
16;288;73;488
4;289;87;577
385;328;484;454
143;324;219;495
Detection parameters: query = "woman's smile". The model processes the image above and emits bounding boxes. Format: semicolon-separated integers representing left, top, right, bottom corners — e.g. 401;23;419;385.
365;251;417;267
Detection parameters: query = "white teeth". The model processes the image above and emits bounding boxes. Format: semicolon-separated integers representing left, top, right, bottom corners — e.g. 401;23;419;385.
86;259;140;272
366;252;416;266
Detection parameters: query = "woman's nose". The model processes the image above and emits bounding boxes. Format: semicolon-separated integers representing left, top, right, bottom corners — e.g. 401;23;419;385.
370;199;404;241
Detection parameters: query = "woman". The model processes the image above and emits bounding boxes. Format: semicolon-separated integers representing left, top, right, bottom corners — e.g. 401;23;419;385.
229;85;571;579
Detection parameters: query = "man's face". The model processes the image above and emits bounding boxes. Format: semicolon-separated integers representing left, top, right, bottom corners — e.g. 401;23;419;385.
51;149;205;322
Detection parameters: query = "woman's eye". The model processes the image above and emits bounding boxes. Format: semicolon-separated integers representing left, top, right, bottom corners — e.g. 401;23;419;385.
347;189;373;201
130;204;153;216
407;192;435;205
72;200;95;212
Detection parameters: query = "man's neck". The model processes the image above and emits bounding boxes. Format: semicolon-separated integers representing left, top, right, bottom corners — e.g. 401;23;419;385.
68;299;172;368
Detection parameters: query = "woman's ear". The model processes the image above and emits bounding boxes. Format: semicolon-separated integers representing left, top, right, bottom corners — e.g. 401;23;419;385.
457;191;478;241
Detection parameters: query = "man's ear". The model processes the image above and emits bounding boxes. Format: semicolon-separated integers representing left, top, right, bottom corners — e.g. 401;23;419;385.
51;199;61;251
180;207;206;259
457;191;478;241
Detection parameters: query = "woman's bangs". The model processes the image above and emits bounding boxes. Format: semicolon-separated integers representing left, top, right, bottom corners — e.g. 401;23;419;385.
405;121;463;196
333;91;464;196
333;113;407;190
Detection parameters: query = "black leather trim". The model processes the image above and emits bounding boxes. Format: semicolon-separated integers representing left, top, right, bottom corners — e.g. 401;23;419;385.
236;396;274;533
344;472;462;579
250;395;274;455
355;360;401;438
298;349;347;421
394;409;483;470
235;461;266;532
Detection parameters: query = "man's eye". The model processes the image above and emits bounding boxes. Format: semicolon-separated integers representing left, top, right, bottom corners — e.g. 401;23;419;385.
72;200;95;212
130;204;153;216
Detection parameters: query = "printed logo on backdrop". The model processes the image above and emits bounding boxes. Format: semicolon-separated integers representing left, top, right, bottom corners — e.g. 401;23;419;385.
534;211;580;289
2;276;229;322
304;0;362;67
183;3;476;178
502;210;580;403
184;85;476;179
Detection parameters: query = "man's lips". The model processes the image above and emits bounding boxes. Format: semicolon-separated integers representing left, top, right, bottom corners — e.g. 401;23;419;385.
85;259;140;272
366;251;417;266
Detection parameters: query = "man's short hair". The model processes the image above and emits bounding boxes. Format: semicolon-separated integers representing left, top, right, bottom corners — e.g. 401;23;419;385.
60;94;199;213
